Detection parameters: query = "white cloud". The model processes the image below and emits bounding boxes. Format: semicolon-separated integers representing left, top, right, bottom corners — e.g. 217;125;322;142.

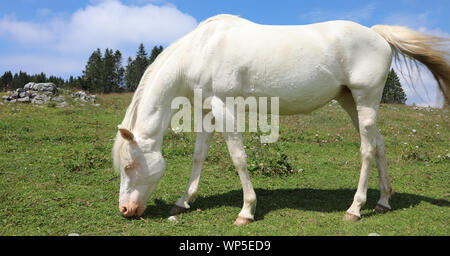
0;0;198;76
59;0;197;53
0;14;59;47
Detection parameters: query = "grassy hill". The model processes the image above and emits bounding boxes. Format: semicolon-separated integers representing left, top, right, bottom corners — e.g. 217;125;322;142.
0;93;448;235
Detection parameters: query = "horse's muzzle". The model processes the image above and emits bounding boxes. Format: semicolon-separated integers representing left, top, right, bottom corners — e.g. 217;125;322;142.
119;202;146;217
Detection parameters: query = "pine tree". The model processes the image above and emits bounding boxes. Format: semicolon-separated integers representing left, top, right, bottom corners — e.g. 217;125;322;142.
381;69;407;104
11;71;30;90
82;48;124;93
113;50;125;92
149;45;164;64
125;44;149;92
125;57;136;92
124;44;164;92
102;48;115;93
0;71;13;91
83;48;103;92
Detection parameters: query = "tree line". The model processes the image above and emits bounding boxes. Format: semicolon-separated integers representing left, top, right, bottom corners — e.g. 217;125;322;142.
0;43;164;93
0;46;407;104
0;71;65;91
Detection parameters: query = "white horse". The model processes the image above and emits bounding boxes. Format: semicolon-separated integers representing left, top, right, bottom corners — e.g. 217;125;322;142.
113;15;449;225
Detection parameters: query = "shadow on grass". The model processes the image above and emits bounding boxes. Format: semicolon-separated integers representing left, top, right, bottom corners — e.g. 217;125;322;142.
141;188;449;220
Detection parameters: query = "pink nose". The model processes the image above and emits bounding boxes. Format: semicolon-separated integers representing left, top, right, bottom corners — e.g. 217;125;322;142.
119;202;146;217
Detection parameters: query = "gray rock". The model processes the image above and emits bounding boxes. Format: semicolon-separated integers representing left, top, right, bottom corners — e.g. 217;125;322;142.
2;96;9;101
19;91;30;98
24;82;35;90
52;95;65;102
56;102;68;108
34;94;51;103
31;99;44;105
24;82;57;94
72;91;96;102
17;96;30;103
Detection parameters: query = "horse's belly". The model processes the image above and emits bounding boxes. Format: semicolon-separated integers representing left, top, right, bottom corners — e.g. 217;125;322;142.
212;65;343;115
252;79;342;115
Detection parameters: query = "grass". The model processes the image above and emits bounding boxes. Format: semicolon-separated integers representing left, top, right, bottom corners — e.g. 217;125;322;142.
0;92;449;236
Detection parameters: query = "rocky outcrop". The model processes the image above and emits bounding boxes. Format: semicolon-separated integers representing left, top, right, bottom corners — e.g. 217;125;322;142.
24;82;58;95
3;83;98;107
71;91;97;103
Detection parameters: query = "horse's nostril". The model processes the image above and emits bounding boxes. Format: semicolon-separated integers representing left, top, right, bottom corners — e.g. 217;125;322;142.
120;206;127;214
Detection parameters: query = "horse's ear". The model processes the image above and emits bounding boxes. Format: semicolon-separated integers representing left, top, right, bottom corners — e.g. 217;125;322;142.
118;127;134;142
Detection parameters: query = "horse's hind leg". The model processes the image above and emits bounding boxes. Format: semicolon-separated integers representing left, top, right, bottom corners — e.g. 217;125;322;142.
171;131;213;214
374;129;392;213
339;72;391;220
336;90;392;215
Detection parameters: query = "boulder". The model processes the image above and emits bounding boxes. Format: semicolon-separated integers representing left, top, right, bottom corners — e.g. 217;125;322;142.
12;91;19;99
71;91;97;102
17;96;30;103
56;102;68;108
52;95;65;102
31;98;44;105
19;91;30;98
24;82;57;94
31;94;51;104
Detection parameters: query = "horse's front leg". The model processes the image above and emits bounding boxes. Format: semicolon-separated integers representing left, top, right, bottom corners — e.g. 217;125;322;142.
223;132;257;226
171;131;213;214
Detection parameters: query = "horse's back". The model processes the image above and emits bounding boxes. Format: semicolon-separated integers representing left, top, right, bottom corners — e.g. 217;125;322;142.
179;16;392;114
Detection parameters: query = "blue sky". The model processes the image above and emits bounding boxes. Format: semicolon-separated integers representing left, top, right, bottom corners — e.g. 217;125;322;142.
1;0;449;106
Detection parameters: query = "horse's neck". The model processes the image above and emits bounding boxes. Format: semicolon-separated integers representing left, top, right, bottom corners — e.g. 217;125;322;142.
133;79;182;153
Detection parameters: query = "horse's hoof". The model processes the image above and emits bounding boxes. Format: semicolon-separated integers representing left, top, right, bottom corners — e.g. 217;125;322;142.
343;212;361;222
170;205;189;215
234;216;253;226
374;204;391;214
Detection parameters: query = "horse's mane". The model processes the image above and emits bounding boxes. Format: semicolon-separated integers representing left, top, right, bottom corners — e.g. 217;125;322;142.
117;14;242;131
112;28;195;172
112;14;247;172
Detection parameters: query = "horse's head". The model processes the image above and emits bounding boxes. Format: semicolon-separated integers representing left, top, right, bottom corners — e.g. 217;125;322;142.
113;127;165;217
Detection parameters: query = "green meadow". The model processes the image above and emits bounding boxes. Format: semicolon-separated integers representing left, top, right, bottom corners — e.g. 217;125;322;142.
0;92;448;235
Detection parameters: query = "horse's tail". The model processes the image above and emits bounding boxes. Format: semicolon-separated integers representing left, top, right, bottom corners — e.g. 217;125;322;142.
371;25;450;104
